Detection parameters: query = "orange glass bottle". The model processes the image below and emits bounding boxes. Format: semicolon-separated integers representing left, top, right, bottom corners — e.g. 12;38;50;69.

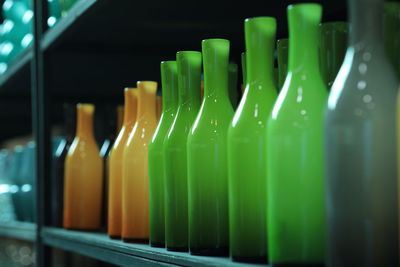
108;88;138;239
122;81;158;241
63;104;103;230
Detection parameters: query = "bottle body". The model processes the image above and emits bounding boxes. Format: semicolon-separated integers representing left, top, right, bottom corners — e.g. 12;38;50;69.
164;52;201;251
63;104;103;230
325;0;399;265
187;39;233;256
325;43;399;267
267;4;327;265
149;61;179;247
122;81;158;241
108;88;137;238
228;17;277;262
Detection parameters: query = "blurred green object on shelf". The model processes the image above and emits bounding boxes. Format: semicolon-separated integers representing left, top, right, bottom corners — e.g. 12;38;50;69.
48;0;62;27
59;0;78;17
47;0;78;27
0;0;33;74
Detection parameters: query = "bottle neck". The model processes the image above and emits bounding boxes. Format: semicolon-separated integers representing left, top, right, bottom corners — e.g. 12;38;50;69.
349;0;384;46
162;82;178;113
288;8;320;73
137;83;157;120
163;94;178;113
76;107;94;139
123;90;138;126
246;19;276;90
203;42;230;101
178;66;201;108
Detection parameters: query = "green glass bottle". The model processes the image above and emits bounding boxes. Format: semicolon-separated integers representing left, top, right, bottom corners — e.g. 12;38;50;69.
384;2;400;78
266;4;327;265
241;52;247;94
228;62;239;108
277;38;288;90
164;51;202;251
241;52;247;86
228;17;277;263
320;22;348;89
148;61;179;247
187;39;234;256
325;0;399;265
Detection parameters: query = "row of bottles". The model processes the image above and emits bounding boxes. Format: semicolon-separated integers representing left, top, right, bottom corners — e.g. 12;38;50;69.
58;0;400;266
61;88;161;231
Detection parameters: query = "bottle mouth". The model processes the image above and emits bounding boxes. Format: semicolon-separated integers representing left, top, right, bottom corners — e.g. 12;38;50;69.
176;51;202;58
137;81;158;94
287;3;322;24
124;87;137;96
201;38;230;50
245;16;277;34
77;103;95;114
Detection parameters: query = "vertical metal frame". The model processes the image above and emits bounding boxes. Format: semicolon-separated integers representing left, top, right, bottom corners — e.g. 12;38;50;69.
32;0;49;266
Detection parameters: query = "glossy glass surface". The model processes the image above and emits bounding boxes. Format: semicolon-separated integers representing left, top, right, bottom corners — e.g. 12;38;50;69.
108;88;138;238
277;38;288;90
325;0;399;266
148;61;179;247
187;39;234;256
164;52;201;251
122;81;158;240
228;62;239;108
63;104;103;230
241;52;247;93
320;22;348;89
227;17;277;263
267;4;327;265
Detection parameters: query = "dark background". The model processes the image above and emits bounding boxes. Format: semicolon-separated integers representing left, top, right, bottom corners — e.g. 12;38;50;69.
0;0;367;144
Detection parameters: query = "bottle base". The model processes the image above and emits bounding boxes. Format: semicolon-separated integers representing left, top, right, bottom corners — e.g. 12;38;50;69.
150;241;165;248
271;263;324;267
167;246;189;252
232;255;268;264
109;235;121;240
190;247;229;256
122;238;149;244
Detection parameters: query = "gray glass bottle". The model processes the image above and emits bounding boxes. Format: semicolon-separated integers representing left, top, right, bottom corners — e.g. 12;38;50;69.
325;0;399;266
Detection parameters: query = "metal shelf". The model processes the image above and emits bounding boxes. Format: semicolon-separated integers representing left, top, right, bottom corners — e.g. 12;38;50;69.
41;0;98;51
0;221;37;242
42;227;267;267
